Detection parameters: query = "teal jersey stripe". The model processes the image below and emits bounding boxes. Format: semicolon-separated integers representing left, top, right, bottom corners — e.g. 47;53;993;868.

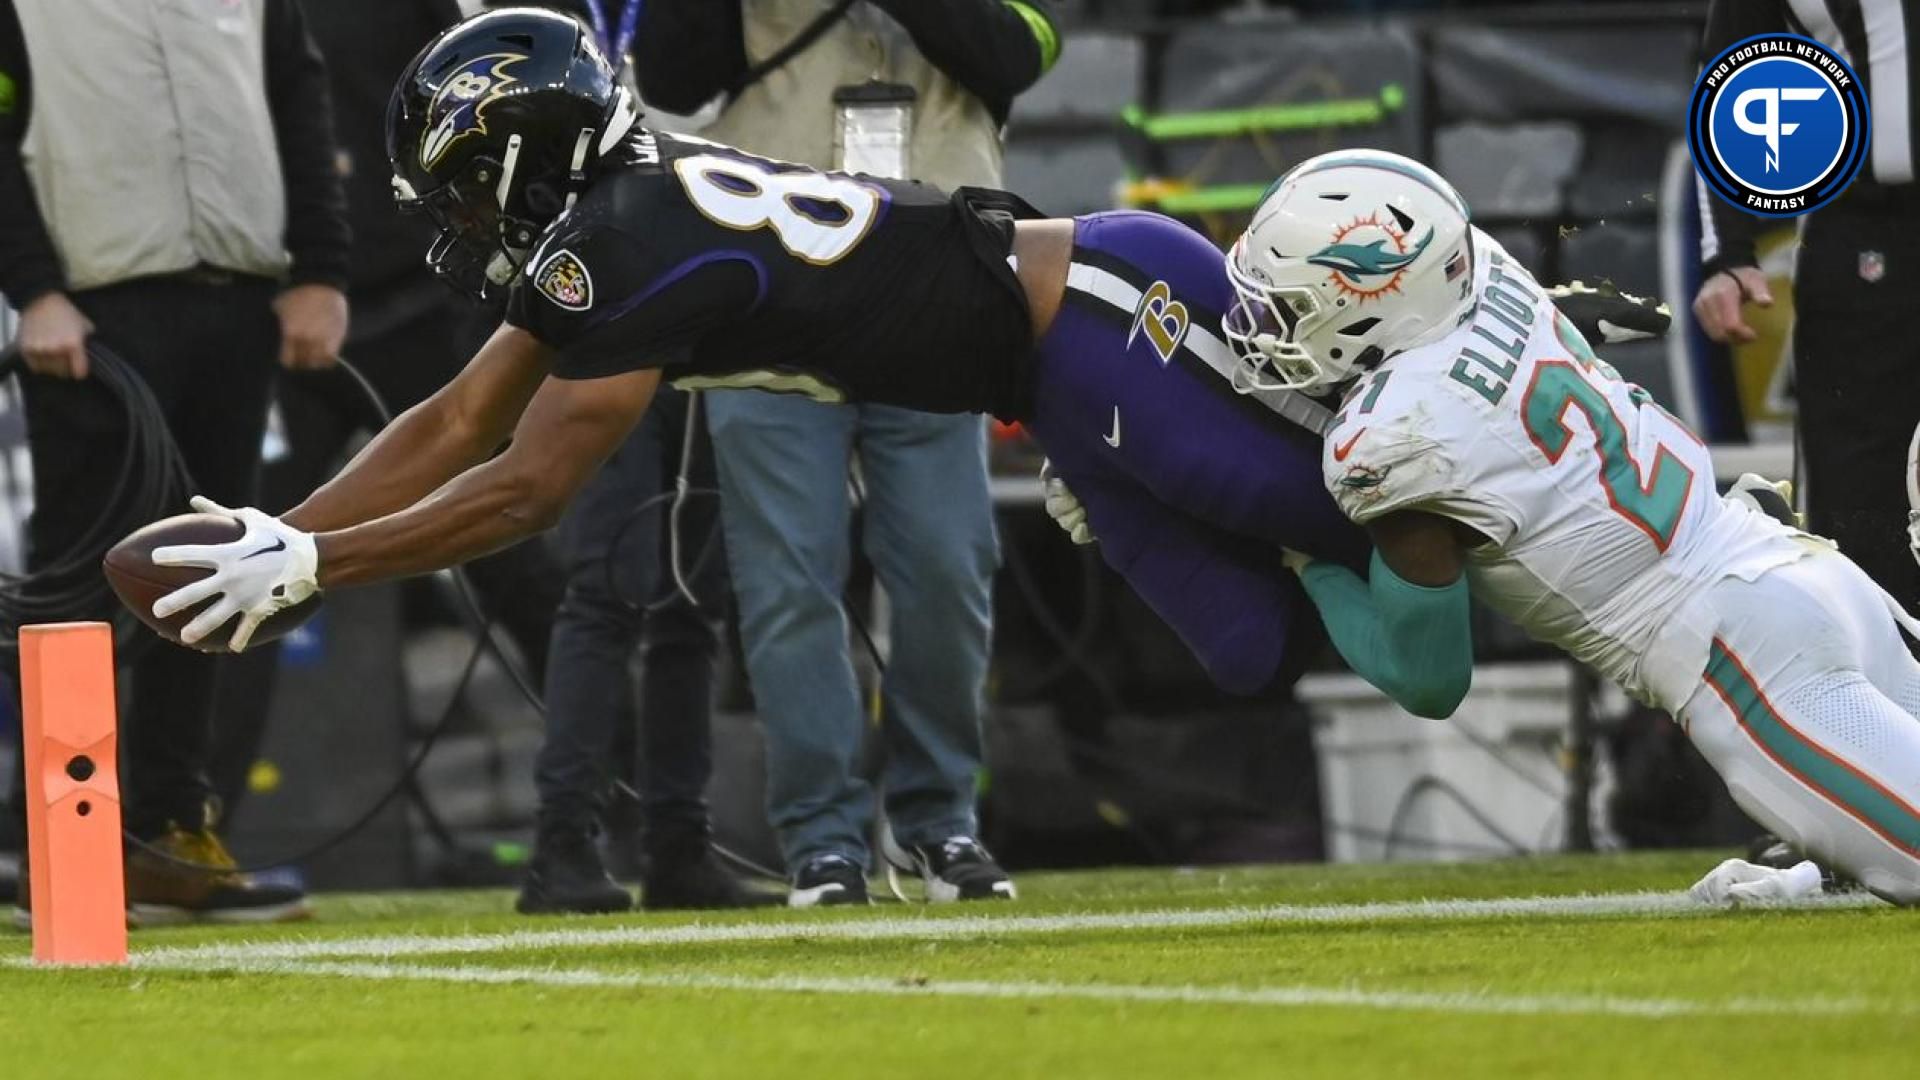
1706;640;1920;856
1005;0;1060;72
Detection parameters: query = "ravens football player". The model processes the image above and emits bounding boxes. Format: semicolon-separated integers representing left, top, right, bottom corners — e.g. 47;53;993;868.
148;7;1666;700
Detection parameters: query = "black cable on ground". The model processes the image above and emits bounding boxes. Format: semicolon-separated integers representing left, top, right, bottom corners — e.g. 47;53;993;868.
997;529;1120;709
0;344;192;660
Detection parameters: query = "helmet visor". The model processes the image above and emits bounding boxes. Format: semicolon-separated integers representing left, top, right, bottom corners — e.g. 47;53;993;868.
1222;254;1333;391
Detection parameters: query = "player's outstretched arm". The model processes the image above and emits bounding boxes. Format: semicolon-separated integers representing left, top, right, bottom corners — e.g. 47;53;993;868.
312;367;661;590
283;324;552;535
1286;510;1476;719
149;355;658;651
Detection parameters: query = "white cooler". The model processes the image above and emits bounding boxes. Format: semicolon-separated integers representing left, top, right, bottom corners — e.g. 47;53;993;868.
1299;662;1617;863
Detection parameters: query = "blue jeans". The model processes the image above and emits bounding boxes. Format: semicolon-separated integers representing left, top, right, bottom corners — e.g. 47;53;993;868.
705;391;998;872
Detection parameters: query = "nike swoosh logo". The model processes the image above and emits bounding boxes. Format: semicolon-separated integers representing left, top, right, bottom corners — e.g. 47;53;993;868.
1103;407;1122;449
1331;429;1366;462
241;538;287;560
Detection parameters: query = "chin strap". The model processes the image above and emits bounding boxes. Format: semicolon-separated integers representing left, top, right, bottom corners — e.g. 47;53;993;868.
484;133;534;287
562;125;596;214
494;133;523;211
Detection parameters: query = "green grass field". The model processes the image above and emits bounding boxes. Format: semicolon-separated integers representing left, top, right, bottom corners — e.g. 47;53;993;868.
3;851;1916;1078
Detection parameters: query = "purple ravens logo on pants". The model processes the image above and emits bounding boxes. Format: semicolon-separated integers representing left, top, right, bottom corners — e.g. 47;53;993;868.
1025;210;1369;694
419;52;526;170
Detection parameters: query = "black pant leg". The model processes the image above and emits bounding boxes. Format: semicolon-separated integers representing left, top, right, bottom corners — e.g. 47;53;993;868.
459;541;563;685
533;403;665;827
123;279;278;833
1793;208;1920;611
637;391;726;837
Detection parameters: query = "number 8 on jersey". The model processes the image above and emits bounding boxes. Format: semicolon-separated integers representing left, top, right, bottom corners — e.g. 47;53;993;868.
674;154;882;266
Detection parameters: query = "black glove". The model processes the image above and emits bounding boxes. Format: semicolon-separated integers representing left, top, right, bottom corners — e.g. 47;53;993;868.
1546;280;1672;345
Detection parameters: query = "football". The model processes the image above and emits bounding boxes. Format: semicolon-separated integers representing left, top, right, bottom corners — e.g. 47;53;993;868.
103;512;322;653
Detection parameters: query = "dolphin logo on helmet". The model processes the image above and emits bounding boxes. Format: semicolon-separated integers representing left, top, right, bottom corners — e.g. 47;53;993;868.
1308;227;1432;281
1222;149;1475;394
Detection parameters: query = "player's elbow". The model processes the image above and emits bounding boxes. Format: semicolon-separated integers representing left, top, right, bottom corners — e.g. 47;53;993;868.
1399;672;1471;720
1385;664;1471;720
518;489;569;534
496;472;568;536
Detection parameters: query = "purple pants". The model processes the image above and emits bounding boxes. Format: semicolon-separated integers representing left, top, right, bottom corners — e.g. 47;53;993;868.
1026;211;1368;694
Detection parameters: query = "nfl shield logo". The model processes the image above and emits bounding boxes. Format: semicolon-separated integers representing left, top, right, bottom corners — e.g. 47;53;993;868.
1860;250;1886;283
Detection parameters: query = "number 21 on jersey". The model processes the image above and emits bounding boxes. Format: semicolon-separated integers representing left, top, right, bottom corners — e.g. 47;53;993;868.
1521;360;1696;551
675;153;882;266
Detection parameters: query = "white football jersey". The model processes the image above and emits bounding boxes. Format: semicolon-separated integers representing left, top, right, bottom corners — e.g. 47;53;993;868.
1321;231;1807;707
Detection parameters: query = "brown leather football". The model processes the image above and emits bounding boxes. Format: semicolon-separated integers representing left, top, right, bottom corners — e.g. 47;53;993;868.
103;513;321;653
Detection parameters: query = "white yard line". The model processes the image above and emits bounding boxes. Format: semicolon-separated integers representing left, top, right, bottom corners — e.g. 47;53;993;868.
133;956;1904;1020
127;889;1881;967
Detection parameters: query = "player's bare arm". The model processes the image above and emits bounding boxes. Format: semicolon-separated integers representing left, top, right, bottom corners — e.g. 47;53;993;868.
1010;218;1073;338
148;363;657;651
1367;509;1473;588
313;366;660;589
284;324;552;534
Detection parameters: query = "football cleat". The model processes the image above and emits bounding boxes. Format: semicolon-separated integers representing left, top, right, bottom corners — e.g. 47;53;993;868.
788;853;869;908
1690;857;1823;906
882;832;1016;903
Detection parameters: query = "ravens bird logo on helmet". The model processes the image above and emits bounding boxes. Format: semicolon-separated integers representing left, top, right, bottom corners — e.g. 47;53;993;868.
419;53;526;170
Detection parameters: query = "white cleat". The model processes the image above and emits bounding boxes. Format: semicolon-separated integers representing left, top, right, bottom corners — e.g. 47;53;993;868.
1690;857;1824;906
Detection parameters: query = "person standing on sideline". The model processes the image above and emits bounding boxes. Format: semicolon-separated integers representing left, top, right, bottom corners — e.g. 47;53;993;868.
486;0;780;915
1692;0;1920;609
521;384;782;913
0;0;349;923
635;0;1060;905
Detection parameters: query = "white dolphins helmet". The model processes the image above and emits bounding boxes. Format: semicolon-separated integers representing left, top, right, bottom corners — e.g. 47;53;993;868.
1224;149;1477;394
1907;419;1920;568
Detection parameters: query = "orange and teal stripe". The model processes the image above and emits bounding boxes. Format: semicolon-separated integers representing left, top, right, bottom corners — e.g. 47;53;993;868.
1704;640;1920;858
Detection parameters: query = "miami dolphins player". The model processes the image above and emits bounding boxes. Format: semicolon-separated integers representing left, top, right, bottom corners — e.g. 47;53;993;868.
1230;151;1920;904
141;12;1658;725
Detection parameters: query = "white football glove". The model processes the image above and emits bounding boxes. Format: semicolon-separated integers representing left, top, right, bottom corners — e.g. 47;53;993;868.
1724;472;1803;529
1545;280;1672;344
1040;461;1095;545
151;496;320;652
1688;857;1823;906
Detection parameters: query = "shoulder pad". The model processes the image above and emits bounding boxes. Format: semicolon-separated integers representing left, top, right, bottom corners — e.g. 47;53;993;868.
1323;370;1457;524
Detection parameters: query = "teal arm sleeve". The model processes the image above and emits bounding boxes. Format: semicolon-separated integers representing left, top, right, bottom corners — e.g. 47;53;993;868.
1296;551;1474;719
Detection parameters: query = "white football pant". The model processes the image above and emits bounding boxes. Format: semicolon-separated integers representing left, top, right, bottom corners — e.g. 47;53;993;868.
1678;549;1920;904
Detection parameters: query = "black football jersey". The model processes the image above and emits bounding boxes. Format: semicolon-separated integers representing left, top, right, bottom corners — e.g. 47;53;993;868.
504;128;1038;418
